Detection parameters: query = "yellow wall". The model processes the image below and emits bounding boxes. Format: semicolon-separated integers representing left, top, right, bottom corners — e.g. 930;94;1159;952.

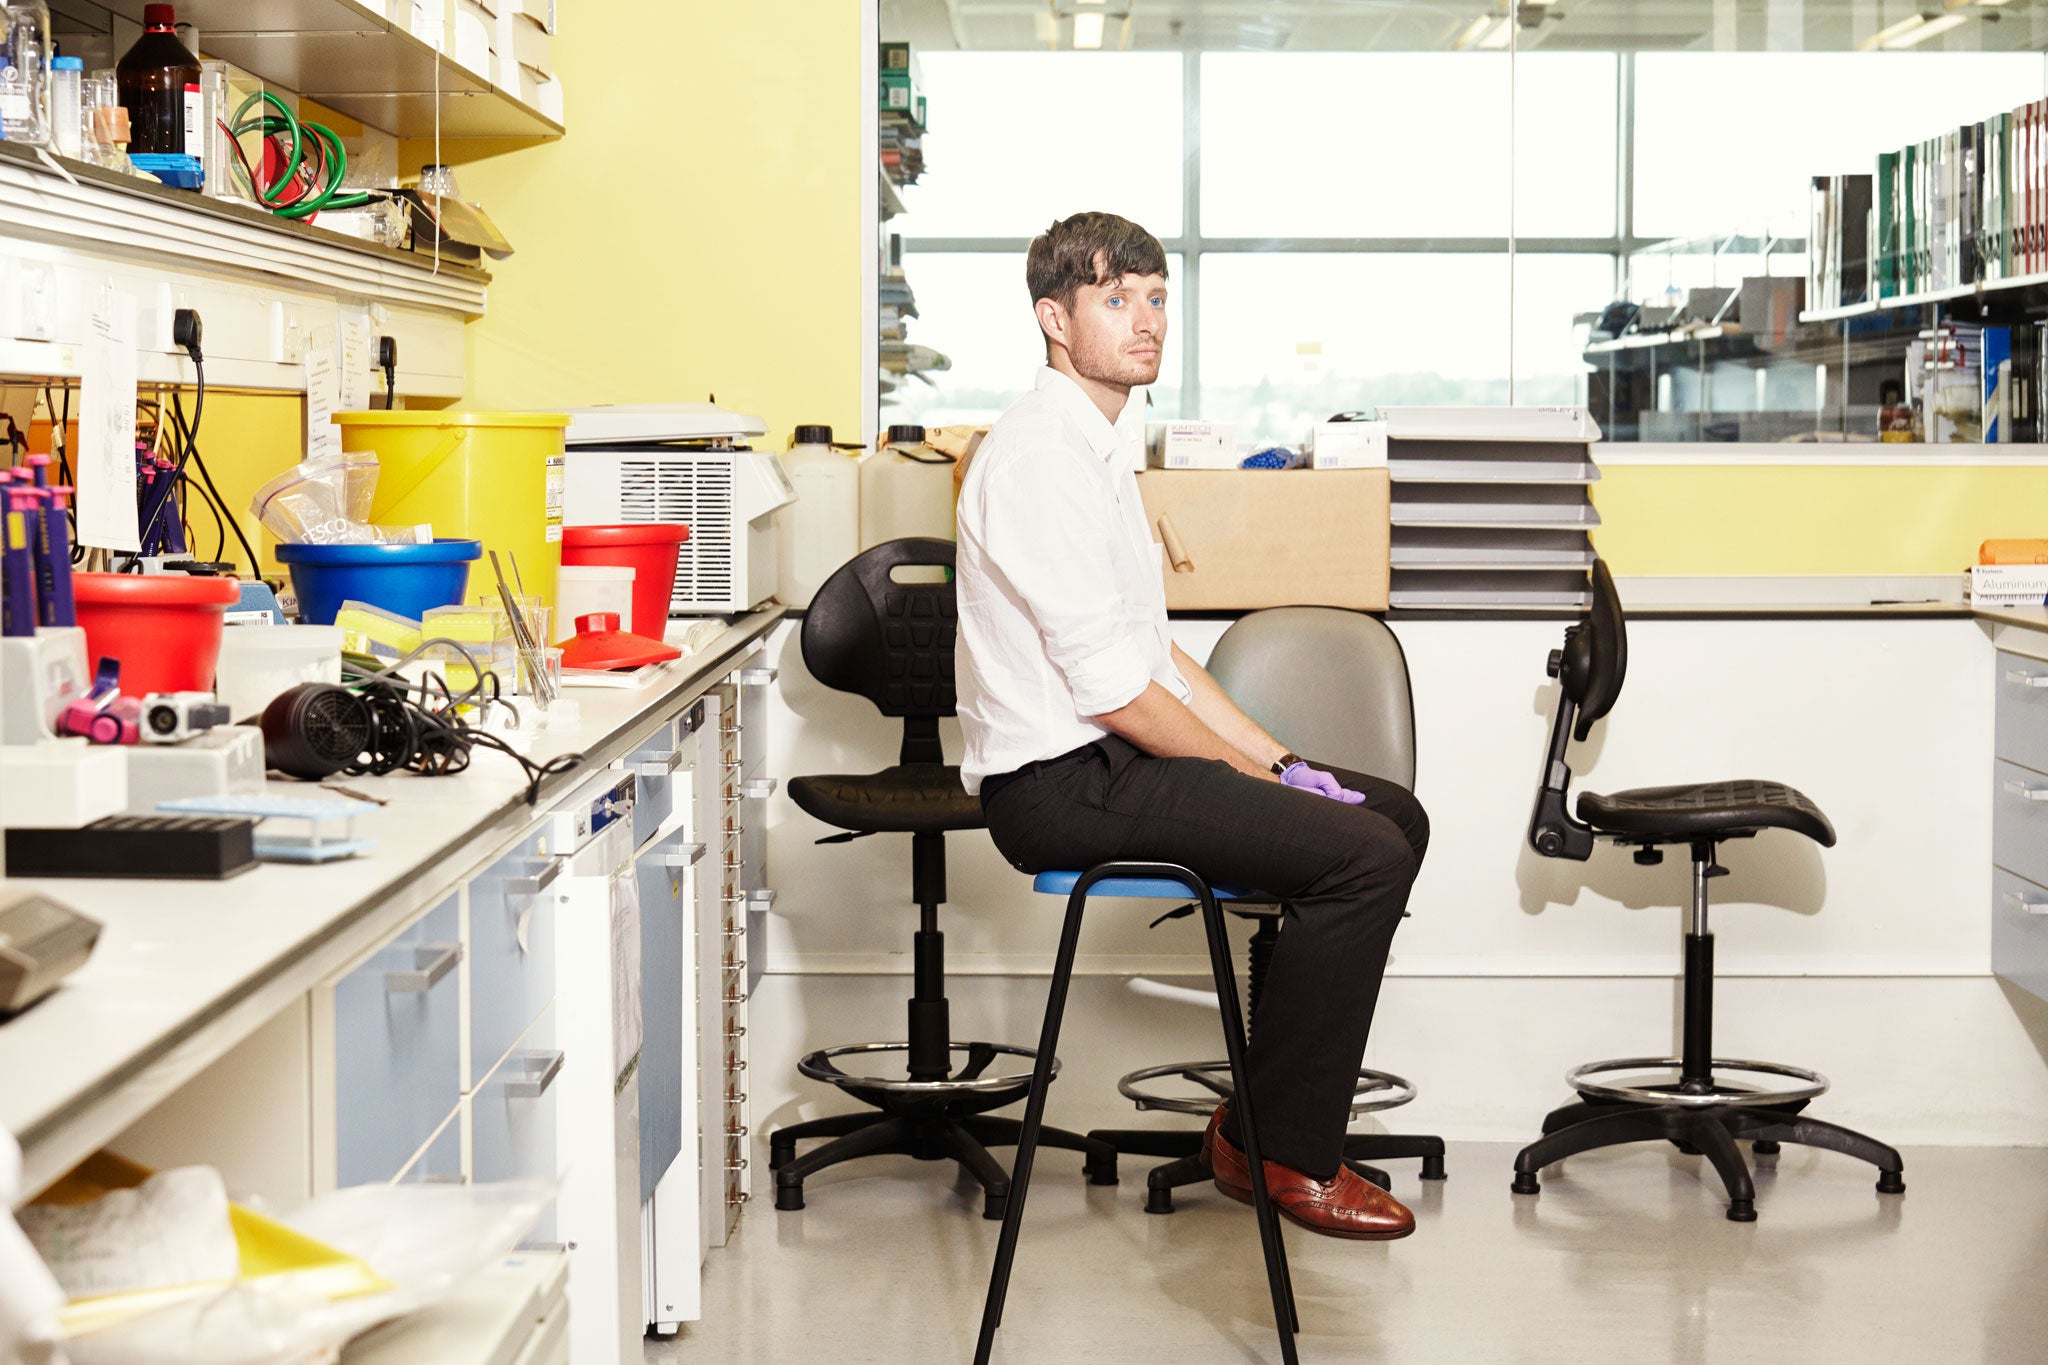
1592;462;2048;576
408;1;866;451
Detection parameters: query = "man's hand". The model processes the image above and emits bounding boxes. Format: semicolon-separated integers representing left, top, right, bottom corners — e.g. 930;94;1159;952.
1280;761;1365;805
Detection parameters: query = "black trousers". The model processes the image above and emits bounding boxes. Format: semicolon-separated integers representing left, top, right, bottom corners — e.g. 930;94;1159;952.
981;736;1429;1178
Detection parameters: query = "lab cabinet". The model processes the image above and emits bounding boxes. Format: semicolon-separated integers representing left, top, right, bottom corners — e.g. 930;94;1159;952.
324;893;463;1189
397;1112;465;1187
1994;649;2048;1005
467;829;558;1088
473;1003;561;1246
630;717;686;851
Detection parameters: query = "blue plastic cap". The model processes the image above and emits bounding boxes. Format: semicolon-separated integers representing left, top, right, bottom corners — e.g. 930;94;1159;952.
52;56;83;70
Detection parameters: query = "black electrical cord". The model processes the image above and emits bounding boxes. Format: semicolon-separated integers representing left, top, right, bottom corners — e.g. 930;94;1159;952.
136;354;202;552
169;391;262;578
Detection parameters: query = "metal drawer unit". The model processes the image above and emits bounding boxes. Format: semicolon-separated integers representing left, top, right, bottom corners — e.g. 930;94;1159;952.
319;892;463;1190
466;830;558;1089
629;716;687;852
473;1003;562;1247
1994;649;2048;1005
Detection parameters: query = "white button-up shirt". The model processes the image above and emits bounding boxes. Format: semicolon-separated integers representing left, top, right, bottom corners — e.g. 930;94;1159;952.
955;366;1191;793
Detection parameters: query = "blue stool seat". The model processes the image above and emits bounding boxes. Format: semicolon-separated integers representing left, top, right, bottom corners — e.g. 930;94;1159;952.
1032;869;1256;901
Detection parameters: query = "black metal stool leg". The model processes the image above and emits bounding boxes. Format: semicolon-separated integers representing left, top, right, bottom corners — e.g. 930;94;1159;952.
769;1109;885;1169
975;883;1088;1364
957;1115;1120;1185
938;1122;1013;1220
1678;1110;1758;1222
772;1116;917;1211
1512;1108;1666;1193
1199;883;1299;1358
1737;1112;1906;1193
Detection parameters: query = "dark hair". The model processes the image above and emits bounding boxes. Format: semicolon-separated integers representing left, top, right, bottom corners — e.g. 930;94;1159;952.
1026;212;1168;312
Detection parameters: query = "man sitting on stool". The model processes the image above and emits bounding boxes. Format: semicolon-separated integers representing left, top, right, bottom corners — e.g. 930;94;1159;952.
954;211;1430;1241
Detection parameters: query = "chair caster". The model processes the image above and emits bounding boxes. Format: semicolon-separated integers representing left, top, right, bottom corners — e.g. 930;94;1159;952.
1876;1171;1906;1195
1670;1138;1702;1156
1420;1154;1448;1181
1750;1139;1780;1156
775;1179;806;1212
1726;1198;1757;1222
1084;1153;1120;1186
1145;1183;1176;1215
983;1193;1007;1221
1511;1171;1540;1195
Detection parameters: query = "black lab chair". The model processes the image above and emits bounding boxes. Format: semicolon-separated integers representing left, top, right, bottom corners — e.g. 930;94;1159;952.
769;538;1117;1217
1513;558;1904;1221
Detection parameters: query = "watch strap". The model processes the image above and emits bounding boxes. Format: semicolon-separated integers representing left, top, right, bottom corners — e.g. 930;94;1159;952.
1271;751;1304;776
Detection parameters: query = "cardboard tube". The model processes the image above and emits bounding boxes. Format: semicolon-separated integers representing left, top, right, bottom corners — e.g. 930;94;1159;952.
1157;514;1194;573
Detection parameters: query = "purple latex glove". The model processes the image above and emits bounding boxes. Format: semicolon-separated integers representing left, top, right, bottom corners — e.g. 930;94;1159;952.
1280;761;1366;805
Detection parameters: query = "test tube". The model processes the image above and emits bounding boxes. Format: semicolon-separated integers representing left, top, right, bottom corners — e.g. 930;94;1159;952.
50;55;80;159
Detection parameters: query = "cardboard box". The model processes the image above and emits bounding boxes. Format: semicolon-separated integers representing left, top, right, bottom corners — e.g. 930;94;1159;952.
1147;420;1238;469
508;11;551;75
1736;275;1806;346
1135;469;1390;611
880;71;921;114
1308;419;1387;469
1972;565;2048;606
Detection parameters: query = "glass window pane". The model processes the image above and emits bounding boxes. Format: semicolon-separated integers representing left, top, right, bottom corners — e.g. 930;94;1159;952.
1202;53;1512;239
1198;253;1513;442
1514;254;1615;407
899;53;1183;239
1633;53;2047;239
1514;54;1619;238
888;252;1184;428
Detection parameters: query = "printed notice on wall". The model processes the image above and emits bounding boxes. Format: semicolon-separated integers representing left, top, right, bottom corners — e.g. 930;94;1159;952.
76;291;140;553
304;348;340;461
545;454;564;542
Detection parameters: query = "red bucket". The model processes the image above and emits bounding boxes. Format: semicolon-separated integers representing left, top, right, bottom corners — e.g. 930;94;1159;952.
73;573;242;696
561;524;689;640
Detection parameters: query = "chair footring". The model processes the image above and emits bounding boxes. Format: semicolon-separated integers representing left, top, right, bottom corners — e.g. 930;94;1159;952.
797;1039;1052;1095
1565;1055;1828;1108
1116;1059;1417;1119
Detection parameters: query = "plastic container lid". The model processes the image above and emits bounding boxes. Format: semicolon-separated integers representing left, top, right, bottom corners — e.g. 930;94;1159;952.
52;56;83;70
275;537;483;565
561;612;681;670
561;523;689;548
887;425;926;444
794;425;834;445
143;3;176;27
330;411;570;429
72;573;240;606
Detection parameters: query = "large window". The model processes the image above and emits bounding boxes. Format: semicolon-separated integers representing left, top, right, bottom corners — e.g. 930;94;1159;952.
889;43;2048;444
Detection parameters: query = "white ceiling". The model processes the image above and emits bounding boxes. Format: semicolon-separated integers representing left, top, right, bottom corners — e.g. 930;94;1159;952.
881;0;2048;54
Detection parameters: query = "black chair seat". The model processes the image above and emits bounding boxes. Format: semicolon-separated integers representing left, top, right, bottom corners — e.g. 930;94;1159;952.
788;764;986;834
1576;779;1835;846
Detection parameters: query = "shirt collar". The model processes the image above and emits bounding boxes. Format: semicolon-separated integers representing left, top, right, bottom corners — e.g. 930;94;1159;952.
1036;365;1143;464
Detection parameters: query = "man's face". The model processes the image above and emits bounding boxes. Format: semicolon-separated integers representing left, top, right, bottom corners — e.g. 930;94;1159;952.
1058;265;1168;389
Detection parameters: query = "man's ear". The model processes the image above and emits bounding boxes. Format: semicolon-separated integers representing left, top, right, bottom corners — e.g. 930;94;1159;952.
1034;297;1068;355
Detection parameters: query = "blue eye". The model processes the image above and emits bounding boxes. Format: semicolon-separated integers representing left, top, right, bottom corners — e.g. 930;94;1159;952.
1106;296;1124;308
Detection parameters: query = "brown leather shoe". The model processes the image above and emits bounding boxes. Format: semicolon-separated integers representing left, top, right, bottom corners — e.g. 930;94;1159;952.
1204;1103;1416;1241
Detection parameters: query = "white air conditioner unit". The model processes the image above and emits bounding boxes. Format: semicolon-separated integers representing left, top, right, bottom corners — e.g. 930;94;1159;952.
563;405;794;616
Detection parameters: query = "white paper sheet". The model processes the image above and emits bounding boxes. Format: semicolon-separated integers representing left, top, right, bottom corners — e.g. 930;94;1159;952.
75;291;140;553
304;349;340;462
338;309;371;412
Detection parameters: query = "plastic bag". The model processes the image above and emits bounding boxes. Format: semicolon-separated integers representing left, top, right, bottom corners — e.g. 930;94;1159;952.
249;452;427;547
62;1180;555;1365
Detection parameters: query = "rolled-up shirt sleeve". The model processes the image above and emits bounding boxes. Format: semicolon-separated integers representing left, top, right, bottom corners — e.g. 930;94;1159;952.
980;456;1153;717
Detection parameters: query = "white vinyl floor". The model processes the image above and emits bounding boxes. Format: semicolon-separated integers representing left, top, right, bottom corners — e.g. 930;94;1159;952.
646;1138;2048;1364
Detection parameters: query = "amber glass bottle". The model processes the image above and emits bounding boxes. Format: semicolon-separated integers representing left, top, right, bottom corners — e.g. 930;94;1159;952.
115;3;200;155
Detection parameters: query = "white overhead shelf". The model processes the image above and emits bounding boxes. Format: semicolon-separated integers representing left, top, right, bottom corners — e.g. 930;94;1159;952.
96;0;562;139
1799;268;2048;324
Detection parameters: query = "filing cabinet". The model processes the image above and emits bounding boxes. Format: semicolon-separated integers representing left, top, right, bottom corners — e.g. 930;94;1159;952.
1993;649;2048;1005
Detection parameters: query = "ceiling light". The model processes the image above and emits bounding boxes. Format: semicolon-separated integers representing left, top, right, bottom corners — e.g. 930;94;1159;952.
1074;11;1105;48
1857;14;1926;49
1886;11;1968;45
1077;0;1104;5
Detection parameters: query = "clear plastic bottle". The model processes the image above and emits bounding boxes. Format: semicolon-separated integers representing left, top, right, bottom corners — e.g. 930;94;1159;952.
116;3;200;156
777;424;861;608
0;0;53;146
48;53;78;157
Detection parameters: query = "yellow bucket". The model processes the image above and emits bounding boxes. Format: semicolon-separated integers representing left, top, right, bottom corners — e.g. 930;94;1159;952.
332;410;569;616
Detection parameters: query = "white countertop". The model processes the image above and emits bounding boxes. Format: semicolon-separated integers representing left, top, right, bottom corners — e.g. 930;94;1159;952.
0;609;782;1200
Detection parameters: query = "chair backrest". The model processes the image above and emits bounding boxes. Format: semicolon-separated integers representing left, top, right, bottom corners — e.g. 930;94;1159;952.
1528;558;1626;860
800;537;958;766
1206;607;1415;788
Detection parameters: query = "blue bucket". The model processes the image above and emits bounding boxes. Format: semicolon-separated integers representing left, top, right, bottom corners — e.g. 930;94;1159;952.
277;538;484;625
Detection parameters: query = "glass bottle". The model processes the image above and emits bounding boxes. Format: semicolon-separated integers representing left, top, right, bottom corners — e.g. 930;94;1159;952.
0;0;53;146
115;3;200;156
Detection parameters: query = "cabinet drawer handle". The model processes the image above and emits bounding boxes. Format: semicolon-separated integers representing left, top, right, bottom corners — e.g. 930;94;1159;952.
2003;890;2048;916
386;941;462;993
507;859;562;895
2006;669;2048;689
638;748;684;777
747;888;777;909
2004;780;2048;802
506;1049;566;1098
663;842;707;868
421;1172;468;1186
742;778;776;800
740;666;778;686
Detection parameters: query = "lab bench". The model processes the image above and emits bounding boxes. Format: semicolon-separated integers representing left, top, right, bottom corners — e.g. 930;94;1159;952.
0;605;784;1363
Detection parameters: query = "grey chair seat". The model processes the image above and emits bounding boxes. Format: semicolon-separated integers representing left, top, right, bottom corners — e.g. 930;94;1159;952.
1577;779;1835;847
788;764;985;833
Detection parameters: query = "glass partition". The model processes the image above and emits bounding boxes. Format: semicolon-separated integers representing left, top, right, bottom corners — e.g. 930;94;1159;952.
878;1;2048;447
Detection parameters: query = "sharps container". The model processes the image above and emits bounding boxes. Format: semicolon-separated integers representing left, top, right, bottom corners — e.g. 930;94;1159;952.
331;410;567;618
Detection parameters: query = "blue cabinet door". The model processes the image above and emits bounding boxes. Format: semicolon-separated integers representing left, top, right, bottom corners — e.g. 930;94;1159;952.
335;894;462;1188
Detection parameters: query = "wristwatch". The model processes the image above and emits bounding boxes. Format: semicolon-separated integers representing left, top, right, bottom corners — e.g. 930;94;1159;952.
1270;751;1304;776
